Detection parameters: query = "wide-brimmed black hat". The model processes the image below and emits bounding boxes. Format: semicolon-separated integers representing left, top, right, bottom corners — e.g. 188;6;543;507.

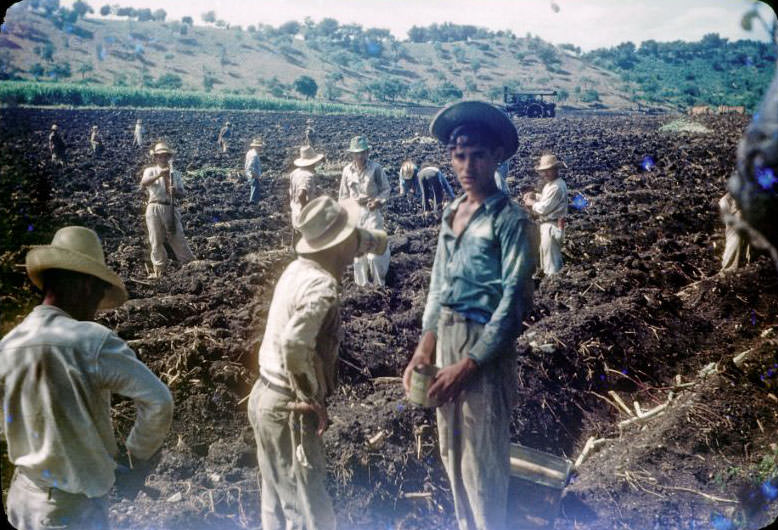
430;100;518;162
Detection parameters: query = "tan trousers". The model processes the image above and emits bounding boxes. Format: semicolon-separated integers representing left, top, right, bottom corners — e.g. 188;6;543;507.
436;308;516;530
145;203;195;267
353;207;390;287
6;469;109;530
722;224;750;271
247;381;335;530
539;222;564;275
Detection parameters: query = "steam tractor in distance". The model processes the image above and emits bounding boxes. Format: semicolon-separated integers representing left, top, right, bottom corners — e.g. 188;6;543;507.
503;87;557;118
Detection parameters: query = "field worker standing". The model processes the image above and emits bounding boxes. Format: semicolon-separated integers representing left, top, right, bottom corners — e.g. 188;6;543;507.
338;135;391;287
304;118;316;147
218;121;232;154
133;119;144;147
140;142;195;278
719;191;750;271
289;145;325;228
245;138;263;204
418;165;457;212
523;154;568;276
90;125;104;156
0;226;173;530
248;196;387;530
494;159;510;194
403;101;537;530
49;124;66;165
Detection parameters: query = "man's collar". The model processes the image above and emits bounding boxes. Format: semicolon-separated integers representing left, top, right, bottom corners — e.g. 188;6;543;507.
450;190;506;213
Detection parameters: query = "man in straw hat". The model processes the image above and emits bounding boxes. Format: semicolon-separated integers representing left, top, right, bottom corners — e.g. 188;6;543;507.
338;135;391;287
245;137;264;204
140;142;195;278
218;120;232;154
49;123;66;165
523;153;568;276
289;145;325;229
304;118;316;147
248;196;387;530
133;118;144;147
403;101;537;530
90;125;104;156
0;226;173;529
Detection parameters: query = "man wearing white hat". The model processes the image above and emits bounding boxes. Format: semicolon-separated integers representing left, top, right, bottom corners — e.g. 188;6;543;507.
338;135;391;287
245;138;264;204
49;124;66;165
289;145;324;228
403;101;537;530
133;118;144;147
523;153;568;276
140;142;195;278
248;196;387;530
0;226;173;530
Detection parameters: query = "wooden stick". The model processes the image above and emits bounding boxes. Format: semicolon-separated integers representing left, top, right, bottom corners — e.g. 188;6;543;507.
661;485;737;504
574;436;595;469
733;349;754;367
403;492;432;499
608;391;636;417
618;401;669;428
510;457;568;482
372;376;402;385
237;393;251;406
634;401;644;417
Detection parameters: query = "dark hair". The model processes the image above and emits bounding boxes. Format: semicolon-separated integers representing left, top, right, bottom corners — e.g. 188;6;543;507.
42;268;107;297
446;123;501;150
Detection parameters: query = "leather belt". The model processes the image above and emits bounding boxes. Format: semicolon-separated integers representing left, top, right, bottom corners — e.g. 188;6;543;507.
260;374;295;399
149;200;171;205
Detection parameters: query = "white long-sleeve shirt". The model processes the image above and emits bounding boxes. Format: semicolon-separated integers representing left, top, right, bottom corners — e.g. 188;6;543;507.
0;305;173;498
289;167;316;228
532;177;568;223
141;165;185;204
258;258;341;405
338;160;389;206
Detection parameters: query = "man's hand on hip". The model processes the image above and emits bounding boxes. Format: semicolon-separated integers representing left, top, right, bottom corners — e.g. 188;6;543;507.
427;357;478;404
287;401;329;436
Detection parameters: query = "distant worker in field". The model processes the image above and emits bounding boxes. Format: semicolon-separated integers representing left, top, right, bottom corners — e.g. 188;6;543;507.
244;138;263;205
399;159;422;199
90;125;104;156
719;191;751;271
289;145;325;229
304;118;316;147
494;158;510;194
140;142;195;278
338;135;391;287
523;153;568;276
49;124;66;165
0;226;173;530
403;101;536;530
133;119;144;147
218;121;232;154
399;160;456;213
248;196;387;530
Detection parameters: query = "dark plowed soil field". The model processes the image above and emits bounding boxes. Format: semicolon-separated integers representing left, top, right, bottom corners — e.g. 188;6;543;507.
2;107;778;530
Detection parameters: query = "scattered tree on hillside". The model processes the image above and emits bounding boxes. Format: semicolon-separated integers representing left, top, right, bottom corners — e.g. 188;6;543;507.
153;9;166;22
29;63;45;79
486;85;502;102
77;61;93;79
182;16;193;25
35;42;55;61
201;11;216;24
279;20;300;36
71;1;93;18
99;4;109;16
294;75;318;99
136;8;152;22
435;81;463;102
215;20;227;28
155;73;183;89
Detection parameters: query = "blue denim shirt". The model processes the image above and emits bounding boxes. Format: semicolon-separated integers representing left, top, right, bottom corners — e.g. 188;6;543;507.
421;191;537;365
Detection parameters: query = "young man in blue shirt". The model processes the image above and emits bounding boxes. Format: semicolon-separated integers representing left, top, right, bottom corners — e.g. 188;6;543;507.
403;101;537;530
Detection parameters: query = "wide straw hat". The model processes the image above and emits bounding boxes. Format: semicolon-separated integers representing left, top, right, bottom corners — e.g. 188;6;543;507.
250;137;264;148
26;226;128;309
51;124;58;130
295;196;359;254
347;135;370;153
429;100;518;162
294;145;324;167
92;125;98;130
153;142;173;155
535;153;567;171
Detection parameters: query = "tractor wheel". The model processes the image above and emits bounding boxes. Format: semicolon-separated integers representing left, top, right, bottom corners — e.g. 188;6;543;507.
548;106;556;118
528;104;542;118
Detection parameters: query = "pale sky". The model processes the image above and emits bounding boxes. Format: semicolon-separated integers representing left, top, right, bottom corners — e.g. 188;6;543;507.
46;0;778;51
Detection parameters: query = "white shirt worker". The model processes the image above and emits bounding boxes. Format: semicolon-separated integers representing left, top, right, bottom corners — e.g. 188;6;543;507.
289;167;317;228
531;177;568;275
719;192;750;271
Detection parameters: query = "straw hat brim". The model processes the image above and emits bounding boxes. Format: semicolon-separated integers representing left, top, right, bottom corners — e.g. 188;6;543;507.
535;161;567;171
295;201;360;255
430;100;518;162
294;153;324;167
347;146;370;153
250;141;264;148
26;246;128;309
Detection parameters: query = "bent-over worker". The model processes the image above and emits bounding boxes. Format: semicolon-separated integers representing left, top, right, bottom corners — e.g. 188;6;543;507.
0;226;173;530
523;153;568;276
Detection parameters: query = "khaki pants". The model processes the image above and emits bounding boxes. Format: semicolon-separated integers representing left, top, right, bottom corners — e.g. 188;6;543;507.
247;381;335;530
539;222;564;275
436;308;516;530
6;469;108;530
145;203;195;267
353;207;390;287
722;224;750;271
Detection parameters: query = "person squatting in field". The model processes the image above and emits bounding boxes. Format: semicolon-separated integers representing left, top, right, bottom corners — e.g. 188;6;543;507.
399;160;457;213
0;226;173;530
403;101;538;530
289;144;325;233
248;196;387;530
523;153;568;276
338;135;392;287
49;124;66;165
140;142;195;278
245;137;264;205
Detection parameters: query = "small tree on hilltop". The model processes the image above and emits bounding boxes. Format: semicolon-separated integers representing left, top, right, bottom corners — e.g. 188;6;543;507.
294;75;318;99
182;16;193;25
153;9;166;22
72;1;92;19
78;61;93;79
201;11;216;24
280;20;300;35
99;4;109;16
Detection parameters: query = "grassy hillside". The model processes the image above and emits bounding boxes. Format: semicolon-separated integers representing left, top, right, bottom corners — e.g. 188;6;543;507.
0;2;774;111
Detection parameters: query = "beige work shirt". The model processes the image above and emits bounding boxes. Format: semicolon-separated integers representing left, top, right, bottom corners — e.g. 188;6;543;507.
289;168;317;228
531;177;568;223
338;160;389;205
258;258;341;405
142;165;185;204
0;305;173;498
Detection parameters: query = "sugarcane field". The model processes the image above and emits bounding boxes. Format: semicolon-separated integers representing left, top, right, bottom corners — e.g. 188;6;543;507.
2;2;778;530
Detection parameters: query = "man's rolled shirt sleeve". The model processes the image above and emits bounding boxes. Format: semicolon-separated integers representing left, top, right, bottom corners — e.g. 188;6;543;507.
467;216;535;365
531;182;565;217
97;334;173;461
